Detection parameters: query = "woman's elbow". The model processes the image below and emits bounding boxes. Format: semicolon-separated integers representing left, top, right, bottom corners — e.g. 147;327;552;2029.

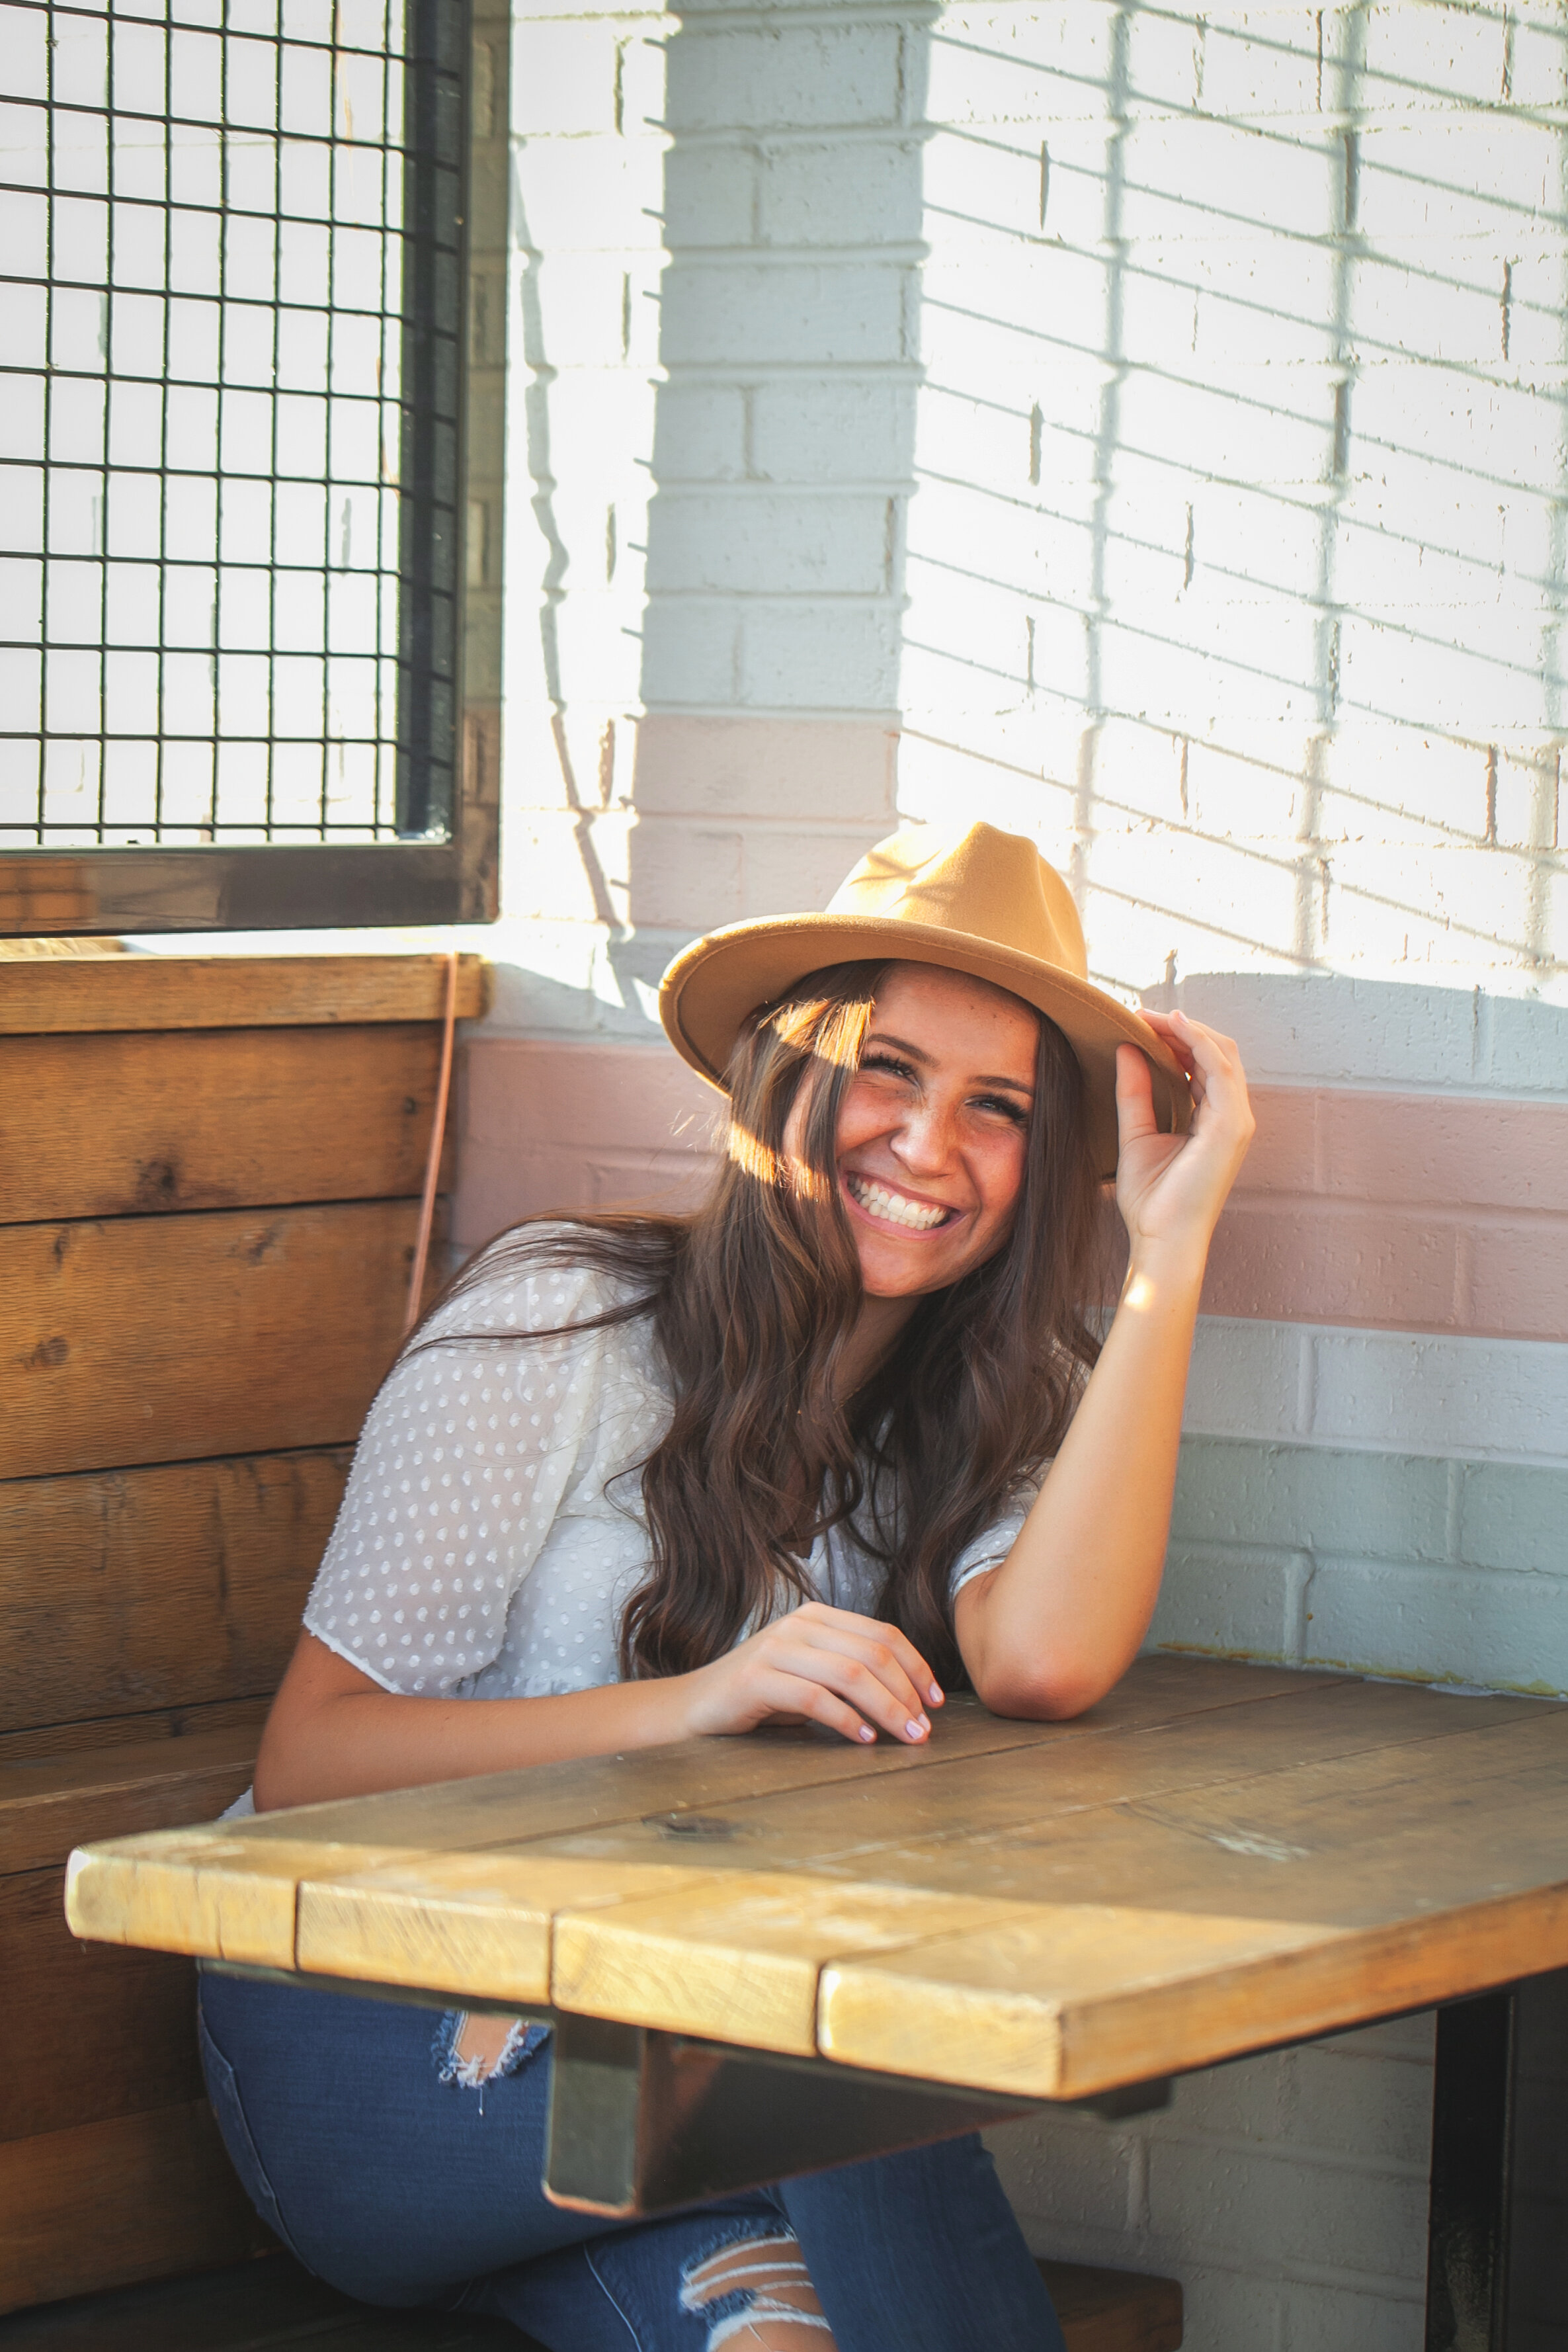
968;1652;1114;1723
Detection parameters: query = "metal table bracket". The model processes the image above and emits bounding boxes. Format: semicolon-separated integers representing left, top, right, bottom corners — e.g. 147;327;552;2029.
542;2011;1169;2215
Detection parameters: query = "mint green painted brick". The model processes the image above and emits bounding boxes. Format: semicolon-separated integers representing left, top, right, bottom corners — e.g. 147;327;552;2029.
1303;1562;1568;1695
1458;1463;1568;1575
1149;1543;1298;1663
1173;1439;1450;1560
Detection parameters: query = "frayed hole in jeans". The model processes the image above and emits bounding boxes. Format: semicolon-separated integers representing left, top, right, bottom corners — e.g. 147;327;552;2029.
433;2012;548;2114
680;2231;839;2351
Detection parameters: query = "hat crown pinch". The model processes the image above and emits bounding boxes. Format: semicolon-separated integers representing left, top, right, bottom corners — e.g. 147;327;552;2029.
825;821;1089;985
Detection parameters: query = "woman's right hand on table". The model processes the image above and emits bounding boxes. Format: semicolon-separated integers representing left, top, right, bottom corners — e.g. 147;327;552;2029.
681;1601;943;1746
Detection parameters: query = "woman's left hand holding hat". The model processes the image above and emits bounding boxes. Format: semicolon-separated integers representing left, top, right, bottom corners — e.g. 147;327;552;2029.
1112;1011;1256;1282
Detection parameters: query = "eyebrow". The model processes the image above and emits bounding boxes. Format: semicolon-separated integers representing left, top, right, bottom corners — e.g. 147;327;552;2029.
864;1030;1035;1095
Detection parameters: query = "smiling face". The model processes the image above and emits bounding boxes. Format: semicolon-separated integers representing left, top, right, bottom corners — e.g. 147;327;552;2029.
794;962;1040;1301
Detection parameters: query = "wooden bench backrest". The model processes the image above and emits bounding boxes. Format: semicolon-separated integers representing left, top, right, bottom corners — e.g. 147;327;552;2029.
0;948;487;2313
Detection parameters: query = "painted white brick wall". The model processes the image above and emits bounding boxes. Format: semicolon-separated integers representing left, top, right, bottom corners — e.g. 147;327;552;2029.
898;1;1568;1009
989;2013;1436;2352
493;0;922;1007
475;7;1566;2347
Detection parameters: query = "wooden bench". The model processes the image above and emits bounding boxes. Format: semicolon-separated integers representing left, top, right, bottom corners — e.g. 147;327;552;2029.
0;2249;1182;2350
0;946;485;2315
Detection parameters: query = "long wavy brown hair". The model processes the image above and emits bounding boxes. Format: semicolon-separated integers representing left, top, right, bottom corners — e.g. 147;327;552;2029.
413;960;1104;1690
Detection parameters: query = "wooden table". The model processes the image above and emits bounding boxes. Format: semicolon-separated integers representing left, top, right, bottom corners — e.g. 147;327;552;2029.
65;1658;1568;2347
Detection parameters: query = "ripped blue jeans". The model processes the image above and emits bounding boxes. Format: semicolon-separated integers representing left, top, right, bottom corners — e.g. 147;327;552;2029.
198;1969;1065;2352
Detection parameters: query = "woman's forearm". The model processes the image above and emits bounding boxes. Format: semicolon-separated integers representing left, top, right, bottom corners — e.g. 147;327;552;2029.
954;1240;1204;1719
253;1652;695;1810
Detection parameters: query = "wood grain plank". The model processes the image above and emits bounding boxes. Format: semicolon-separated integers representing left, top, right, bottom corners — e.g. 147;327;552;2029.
799;1711;1568;1927
0;2102;270;2315
481;1678;1543;1884
0;2253;529;2350
70;1667;1568;2103
819;1882;1568;2099
0;1027;453;1223
295;1851;712;2003
0;1726;259;1874
550;1873;1033;2054
0;1451;345;1736
65;1829;431;1968
60;1665;1352;1977
1;1201;436;1478
0;1867;202;2143
0;1695;270;1767
0;2254;358;2352
1040;2263;1184;2352
0;952;489;1038
813;1716;1568;2092
234;1662;1342;1859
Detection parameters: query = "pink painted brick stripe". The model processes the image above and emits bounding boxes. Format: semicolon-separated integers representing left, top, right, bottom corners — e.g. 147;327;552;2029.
454;1038;718;1247
456;1043;1568;1343
1207;1085;1568;1341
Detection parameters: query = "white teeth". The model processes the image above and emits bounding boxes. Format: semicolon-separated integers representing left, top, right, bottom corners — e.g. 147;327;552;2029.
846;1175;949;1232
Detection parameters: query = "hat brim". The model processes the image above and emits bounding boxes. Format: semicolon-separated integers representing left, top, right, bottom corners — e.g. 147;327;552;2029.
659;912;1192;1182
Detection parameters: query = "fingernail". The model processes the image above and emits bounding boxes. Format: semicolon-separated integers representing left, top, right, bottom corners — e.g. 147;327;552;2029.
858;1724;876;1742
928;1684;944;1705
907;1718;928;1740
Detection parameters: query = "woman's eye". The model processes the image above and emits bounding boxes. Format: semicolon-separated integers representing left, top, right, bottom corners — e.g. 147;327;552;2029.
862;1054;915;1083
973;1094;1028;1125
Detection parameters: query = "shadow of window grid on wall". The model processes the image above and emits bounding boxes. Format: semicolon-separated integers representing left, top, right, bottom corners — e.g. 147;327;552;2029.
898;0;1567;999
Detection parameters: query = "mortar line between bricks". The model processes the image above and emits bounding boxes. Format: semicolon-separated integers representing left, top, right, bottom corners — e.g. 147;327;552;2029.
639;701;903;721
649;591;909;606
661;362;923;380
656;478;917;493
661;243;928;265
1176;1542;1568;1585
1223;1196;1568;1226
1179;1434;1568;1472
660;125;933;150
647;5;938;24
1276;2261;1427;2298
654;482;915;499
1145;2132;1434;2185
633;812;901;835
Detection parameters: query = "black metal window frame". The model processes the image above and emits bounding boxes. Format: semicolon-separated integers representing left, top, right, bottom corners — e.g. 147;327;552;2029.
0;0;503;935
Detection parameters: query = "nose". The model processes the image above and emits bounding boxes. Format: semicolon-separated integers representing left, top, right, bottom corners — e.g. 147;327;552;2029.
889;1093;958;1177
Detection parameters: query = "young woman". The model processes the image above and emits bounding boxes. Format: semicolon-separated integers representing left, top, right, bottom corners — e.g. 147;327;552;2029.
198;821;1255;2352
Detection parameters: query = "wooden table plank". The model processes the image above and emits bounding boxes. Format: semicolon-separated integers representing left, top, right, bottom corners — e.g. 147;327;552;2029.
550;1874;1032;2054
71;1661;1313;1974
233;1659;1344;1856
496;1678;1544;1882
295;1853;714;2004
817;1886;1568;2098
63;1664;1568;2109
65;1835;431;1970
798;1712;1568;1923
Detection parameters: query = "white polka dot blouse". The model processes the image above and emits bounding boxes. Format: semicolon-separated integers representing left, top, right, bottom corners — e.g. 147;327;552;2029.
302;1238;1035;1704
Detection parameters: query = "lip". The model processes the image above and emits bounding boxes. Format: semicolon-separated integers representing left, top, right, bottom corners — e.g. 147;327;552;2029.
841;1169;964;1239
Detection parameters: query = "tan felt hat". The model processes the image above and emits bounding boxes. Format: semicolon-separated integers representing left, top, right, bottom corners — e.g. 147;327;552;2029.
659;820;1192;1180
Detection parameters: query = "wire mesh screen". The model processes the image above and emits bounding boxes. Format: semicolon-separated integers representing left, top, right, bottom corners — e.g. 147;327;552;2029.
0;0;462;850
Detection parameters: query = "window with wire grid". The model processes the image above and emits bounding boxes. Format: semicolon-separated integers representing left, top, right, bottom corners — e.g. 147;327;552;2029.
0;0;462;854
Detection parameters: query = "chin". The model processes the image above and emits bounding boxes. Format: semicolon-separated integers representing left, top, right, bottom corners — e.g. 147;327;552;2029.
857;1243;962;1297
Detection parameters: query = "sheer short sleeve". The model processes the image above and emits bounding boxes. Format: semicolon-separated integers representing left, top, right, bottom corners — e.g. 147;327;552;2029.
947;1480;1043;1602
302;1252;626;1695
